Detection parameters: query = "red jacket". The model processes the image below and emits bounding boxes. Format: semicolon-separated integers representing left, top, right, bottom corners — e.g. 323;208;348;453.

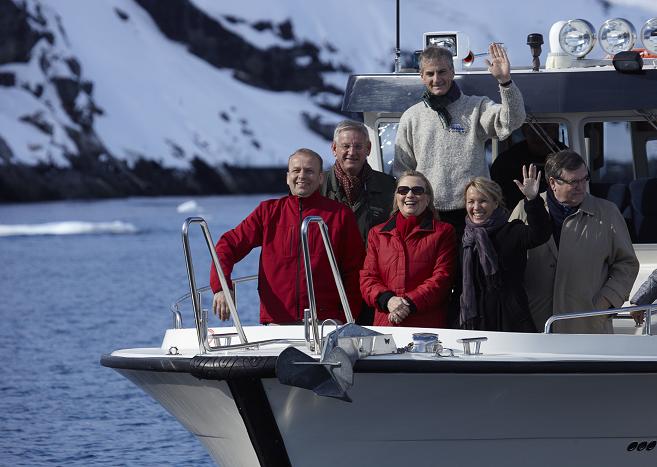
210;191;364;324
360;213;456;327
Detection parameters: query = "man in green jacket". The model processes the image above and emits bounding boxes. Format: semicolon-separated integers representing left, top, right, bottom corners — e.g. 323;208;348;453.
321;120;396;243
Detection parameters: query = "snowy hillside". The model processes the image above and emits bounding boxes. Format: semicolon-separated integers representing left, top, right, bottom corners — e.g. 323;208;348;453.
0;0;656;200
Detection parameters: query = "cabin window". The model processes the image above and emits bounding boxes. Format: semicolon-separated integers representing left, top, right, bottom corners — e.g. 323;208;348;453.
377;122;397;176
584;121;635;184
647;140;657;178
585;120;657;182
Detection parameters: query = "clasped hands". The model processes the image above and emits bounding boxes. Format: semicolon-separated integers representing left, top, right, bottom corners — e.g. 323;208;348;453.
387;296;411;324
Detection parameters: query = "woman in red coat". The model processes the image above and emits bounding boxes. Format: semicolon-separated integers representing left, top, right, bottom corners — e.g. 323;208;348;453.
360;171;457;327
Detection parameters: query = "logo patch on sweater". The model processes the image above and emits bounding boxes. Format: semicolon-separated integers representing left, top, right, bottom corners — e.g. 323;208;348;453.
448;123;465;133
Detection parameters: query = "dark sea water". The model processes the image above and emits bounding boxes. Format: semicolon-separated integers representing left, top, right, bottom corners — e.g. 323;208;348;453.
0;195;272;466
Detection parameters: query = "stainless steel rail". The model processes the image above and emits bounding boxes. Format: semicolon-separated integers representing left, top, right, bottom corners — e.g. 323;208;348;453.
181;217;248;352
544;304;657;334
300;216;354;354
170;275;260;329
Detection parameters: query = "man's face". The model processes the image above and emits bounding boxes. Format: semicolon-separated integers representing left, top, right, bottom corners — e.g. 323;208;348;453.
331;129;371;176
287;152;323;197
420;58;455;96
548;164;589;207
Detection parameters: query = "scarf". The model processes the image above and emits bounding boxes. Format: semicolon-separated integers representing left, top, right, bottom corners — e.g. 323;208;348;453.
395;210;423;239
546;188;579;248
422;81;462;128
460;206;509;327
334;161;373;207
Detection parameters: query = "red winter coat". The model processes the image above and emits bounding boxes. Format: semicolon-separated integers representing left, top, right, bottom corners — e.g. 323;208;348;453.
210;191;364;324
360;213;456;327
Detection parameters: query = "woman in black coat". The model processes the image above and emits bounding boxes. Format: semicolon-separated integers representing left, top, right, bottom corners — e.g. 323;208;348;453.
460;164;551;332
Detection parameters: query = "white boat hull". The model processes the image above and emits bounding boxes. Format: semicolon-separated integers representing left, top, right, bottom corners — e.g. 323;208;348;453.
105;325;657;467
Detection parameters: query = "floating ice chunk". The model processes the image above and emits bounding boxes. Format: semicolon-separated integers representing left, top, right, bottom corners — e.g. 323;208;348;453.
176;200;203;213
0;221;138;237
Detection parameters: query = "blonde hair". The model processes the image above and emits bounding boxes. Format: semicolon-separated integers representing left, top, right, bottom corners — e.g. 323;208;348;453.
392;171;438;219
463;177;505;208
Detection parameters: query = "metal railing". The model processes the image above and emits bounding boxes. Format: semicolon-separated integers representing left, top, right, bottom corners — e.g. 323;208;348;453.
181;217;248;352
544;304;657;334
170;275;258;329
301;216;354;353
179;216;350;355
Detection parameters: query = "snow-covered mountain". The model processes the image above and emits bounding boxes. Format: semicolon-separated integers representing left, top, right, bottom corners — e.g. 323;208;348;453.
1;0;656;200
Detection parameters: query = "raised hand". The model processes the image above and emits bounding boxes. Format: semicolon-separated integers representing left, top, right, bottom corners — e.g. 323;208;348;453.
513;164;542;200
485;43;511;84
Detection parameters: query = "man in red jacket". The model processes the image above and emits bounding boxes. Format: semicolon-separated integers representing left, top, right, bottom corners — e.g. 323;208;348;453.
210;148;364;324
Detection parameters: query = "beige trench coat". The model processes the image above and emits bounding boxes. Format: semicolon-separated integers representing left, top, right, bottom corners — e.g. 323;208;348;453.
510;193;639;333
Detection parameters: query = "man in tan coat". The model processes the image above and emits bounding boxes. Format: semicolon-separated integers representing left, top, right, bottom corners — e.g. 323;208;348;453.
510;150;639;333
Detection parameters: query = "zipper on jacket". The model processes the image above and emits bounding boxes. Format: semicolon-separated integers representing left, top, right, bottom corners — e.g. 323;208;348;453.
296;197;302;321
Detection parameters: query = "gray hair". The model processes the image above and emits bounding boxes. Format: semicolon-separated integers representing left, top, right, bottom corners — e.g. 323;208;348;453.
419;46;454;72
288;148;323;172
544;150;587;182
332;120;370;143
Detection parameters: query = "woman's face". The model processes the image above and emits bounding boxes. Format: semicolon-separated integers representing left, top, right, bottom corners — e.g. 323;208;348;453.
466;186;498;224
396;176;430;217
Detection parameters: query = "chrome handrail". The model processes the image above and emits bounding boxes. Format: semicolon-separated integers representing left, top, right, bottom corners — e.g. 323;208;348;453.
182;217;248;352
544;304;657;334
300;216;354;354
232;274;258;311
169;276;260;330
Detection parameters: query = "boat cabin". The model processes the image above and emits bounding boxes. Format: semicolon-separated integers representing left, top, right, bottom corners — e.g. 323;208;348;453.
342;21;657;292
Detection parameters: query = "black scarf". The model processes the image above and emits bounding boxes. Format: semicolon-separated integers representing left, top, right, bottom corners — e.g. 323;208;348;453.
422;81;462;128
460;206;508;328
546;189;579;247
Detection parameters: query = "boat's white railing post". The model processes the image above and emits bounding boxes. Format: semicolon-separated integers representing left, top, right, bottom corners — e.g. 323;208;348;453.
300;216;354;354
646;305;654;336
544;304;655;335
181;217;248;353
232;274;258;311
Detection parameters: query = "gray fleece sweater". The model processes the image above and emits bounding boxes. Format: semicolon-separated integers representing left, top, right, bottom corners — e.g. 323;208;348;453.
394;82;526;210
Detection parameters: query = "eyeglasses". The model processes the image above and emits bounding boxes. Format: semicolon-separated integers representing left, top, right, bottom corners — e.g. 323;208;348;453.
339;144;365;151
554;175;590;186
396;186;426;195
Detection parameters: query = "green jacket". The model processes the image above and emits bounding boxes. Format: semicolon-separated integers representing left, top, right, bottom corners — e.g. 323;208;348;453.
321;167;396;242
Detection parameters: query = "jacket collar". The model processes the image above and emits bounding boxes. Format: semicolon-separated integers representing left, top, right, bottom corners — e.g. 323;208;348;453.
324;166;388;196
541;192;595;218
578;194;596;217
381;211;434;234
288;189;323;207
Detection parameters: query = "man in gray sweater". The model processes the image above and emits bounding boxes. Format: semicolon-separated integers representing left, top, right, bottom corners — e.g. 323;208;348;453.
394;44;526;234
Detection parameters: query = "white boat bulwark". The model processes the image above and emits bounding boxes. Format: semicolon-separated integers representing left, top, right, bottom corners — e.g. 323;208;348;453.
102;323;657;467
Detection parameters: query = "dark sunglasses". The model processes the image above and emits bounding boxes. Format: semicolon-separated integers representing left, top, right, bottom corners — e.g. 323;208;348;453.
396;185;426;195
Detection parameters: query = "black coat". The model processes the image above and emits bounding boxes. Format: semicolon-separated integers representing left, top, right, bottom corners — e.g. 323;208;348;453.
469;196;551;332
321;167;396;242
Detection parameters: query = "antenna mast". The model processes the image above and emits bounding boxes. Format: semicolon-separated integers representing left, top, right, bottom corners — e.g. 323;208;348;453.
394;0;401;72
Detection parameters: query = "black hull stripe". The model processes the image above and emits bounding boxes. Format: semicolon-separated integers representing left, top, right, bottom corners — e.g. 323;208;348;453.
101;354;657;378
101;354;291;466
228;378;291;467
